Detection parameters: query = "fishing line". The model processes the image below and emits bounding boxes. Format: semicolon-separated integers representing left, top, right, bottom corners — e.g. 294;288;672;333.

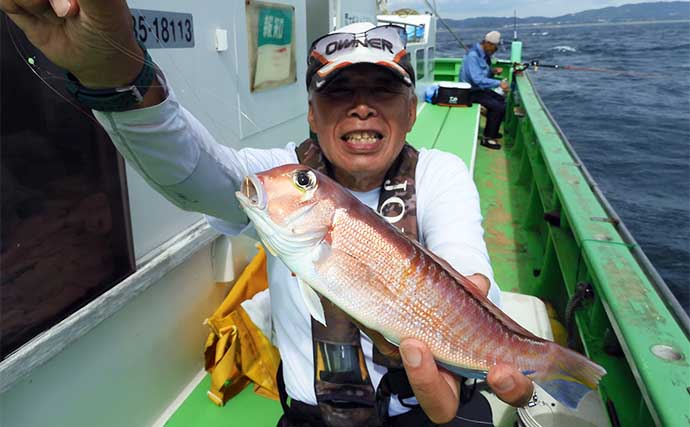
422;0;468;52
7;9;266;194
5;15;102;125
123;12;252;141
5;10;261;144
519;60;659;78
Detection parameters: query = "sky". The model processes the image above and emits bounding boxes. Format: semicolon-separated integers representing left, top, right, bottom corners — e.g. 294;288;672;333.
385;0;683;19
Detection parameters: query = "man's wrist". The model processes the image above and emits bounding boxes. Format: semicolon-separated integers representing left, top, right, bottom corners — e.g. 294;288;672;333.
132;77;165;110
73;42;146;89
66;42;164;112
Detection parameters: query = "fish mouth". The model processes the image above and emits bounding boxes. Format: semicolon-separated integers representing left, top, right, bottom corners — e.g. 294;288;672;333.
237;175;266;210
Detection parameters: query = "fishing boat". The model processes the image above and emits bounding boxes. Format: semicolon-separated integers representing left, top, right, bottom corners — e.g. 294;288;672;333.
1;1;688;426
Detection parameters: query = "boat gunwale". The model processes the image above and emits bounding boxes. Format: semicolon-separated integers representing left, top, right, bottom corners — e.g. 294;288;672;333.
519;70;690;335
508;62;689;426
0;220;220;394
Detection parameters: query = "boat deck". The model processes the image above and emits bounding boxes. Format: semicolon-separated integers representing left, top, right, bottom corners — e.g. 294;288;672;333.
165;376;282;426
407;103;480;174
472;120;535;294
408;101;535;296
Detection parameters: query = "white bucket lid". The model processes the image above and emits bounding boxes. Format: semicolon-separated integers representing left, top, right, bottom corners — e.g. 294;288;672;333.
438;81;472;89
517;383;609;427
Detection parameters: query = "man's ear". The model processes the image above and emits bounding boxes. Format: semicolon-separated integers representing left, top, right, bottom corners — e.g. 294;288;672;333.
307;100;317;133
407;94;418;132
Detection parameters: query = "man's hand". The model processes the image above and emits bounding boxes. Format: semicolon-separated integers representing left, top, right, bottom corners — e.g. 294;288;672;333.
400;339;534;423
499;79;510;93
493;67;504;75
1;0;142;88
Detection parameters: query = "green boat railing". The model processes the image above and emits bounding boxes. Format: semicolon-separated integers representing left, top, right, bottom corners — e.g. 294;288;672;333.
432;55;690;427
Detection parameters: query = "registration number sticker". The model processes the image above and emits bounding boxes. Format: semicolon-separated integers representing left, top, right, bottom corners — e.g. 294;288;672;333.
130;9;195;49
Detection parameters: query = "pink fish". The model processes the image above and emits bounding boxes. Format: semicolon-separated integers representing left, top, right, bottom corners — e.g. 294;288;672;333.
236;164;606;409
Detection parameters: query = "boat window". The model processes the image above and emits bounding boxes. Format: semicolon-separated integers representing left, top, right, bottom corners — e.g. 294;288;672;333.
405;24;425;43
427;47;435;78
1;22;135;359
378;19;424;44
416;49;425;80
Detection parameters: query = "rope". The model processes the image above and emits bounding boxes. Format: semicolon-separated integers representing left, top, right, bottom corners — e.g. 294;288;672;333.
565;282;594;349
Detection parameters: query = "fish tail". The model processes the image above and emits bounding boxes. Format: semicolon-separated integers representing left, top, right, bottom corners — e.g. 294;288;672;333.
531;343;607;410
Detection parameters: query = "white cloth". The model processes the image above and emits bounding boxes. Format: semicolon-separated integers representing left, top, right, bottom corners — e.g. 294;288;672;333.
94;78;501;415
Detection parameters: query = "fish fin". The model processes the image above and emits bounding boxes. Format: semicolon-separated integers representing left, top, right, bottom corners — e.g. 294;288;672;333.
530;343;607;410
262;241;278;257
312;240;332;264
297;277;326;327
351;320;401;363
436;361;488;380
382;334;399;347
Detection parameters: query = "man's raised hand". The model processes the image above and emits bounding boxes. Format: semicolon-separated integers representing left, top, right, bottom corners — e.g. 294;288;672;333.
1;0;144;88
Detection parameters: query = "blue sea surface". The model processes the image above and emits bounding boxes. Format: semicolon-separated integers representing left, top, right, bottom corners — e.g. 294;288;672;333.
438;21;690;314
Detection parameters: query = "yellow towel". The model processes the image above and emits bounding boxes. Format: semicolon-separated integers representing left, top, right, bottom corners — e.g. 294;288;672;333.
204;246;281;405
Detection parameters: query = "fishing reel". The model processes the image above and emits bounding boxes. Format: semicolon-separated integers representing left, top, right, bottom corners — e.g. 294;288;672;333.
512;61;529;75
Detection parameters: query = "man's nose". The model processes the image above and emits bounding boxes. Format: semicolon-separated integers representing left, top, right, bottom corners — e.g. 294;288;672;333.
347;91;378;119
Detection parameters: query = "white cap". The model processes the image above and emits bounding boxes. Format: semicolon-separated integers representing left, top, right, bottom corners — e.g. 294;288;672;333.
336;22;375;34
307;22;414;89
484;31;501;45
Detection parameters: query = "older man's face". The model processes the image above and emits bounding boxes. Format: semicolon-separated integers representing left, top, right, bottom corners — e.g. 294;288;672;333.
307;64;417;191
483;41;498;55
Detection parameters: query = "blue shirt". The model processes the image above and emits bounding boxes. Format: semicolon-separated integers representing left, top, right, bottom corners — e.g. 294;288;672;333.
460;43;501;89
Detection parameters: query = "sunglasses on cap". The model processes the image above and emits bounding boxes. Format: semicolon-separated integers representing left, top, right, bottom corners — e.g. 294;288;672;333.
307;24;411;89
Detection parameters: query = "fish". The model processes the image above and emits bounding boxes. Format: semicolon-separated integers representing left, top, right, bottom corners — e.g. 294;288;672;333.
235;164;606;410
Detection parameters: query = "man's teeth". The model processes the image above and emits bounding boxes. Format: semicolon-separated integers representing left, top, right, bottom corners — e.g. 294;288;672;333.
344;131;382;143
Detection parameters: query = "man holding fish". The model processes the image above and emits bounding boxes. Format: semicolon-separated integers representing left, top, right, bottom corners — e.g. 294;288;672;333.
3;0;597;425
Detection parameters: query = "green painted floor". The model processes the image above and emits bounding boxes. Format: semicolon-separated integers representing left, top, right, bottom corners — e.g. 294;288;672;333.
407;104;479;173
165;376;282;427
409;102;535;294
472;121;535;294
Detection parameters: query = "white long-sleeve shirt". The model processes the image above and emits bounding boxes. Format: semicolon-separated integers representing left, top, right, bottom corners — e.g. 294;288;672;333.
94;79;500;414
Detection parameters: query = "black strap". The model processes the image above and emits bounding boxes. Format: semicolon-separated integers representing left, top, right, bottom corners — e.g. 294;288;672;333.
277;362;327;426
277;362;291;415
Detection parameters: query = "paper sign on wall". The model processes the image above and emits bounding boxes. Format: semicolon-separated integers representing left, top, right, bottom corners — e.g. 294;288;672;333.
246;2;296;92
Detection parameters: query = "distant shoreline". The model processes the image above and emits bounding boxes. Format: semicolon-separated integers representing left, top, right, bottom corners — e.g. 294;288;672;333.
448;19;690;31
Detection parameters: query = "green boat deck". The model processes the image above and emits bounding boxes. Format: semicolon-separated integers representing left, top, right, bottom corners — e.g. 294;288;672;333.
407;103;480;173
165;376;282;426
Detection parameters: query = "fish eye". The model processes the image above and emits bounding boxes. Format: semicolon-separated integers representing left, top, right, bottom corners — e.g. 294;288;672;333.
293;170;317;191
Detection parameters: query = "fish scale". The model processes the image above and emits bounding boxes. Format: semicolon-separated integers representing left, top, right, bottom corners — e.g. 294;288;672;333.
324;207;516;370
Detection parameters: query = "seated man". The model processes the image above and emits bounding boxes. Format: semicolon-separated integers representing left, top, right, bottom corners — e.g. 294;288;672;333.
460;31;510;150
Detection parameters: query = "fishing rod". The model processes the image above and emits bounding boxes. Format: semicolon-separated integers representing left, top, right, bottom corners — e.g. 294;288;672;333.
514;60;658;78
422;0;468;52
513;10;518;41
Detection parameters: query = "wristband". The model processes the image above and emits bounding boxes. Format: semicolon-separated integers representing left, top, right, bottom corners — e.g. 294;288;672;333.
66;43;155;112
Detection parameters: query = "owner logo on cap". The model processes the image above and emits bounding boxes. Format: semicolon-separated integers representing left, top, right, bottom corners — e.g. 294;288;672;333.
306;22;416;90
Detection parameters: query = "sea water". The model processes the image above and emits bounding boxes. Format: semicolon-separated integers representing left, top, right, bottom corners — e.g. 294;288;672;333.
439;21;690;313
